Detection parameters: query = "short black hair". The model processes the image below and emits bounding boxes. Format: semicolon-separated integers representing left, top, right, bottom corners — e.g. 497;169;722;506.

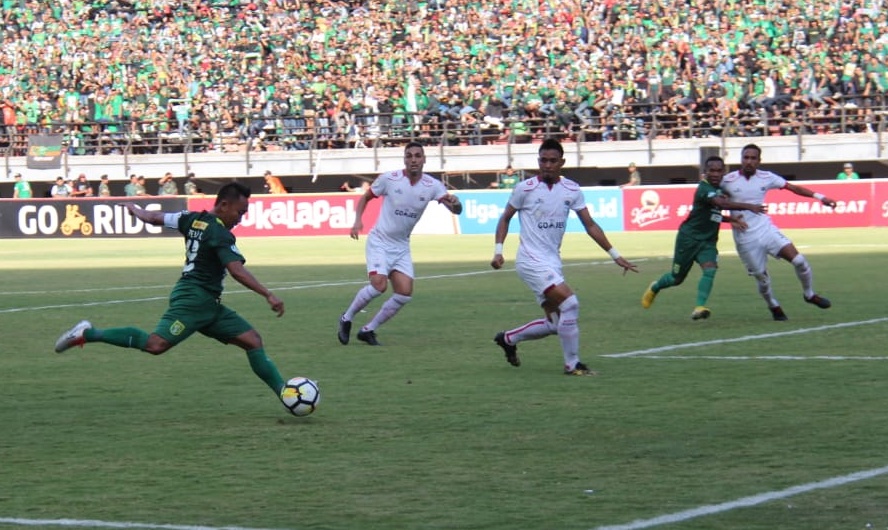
405;141;424;152
741;143;762;156
704;155;725;166
539;138;564;157
215;182;251;206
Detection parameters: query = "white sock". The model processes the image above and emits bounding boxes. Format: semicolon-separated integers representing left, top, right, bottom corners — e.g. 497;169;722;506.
557;295;580;369
791;254;815;298
505;318;557;344
755;271;780;308
364;293;411;331
343;285;383;321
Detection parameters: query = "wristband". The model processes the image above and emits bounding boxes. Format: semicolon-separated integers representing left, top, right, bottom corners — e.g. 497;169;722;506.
607;248;621;260
494;243;503;255
813;193;825;201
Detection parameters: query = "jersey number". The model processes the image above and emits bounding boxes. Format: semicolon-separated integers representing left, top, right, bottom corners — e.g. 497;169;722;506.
183;236;200;273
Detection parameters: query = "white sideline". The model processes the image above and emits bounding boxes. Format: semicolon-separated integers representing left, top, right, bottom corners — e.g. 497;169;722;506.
0;262;618;315
603;317;888;358
0;519;289;530
593;464;888;530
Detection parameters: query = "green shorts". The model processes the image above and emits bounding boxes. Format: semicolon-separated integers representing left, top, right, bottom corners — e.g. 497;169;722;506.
154;288;252;346
670;232;718;282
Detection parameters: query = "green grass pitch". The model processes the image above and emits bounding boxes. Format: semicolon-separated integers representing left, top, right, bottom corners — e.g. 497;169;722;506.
1;228;887;530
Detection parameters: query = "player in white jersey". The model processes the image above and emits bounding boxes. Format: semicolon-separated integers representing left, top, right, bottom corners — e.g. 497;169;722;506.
490;138;638;375
721;143;837;320
338;142;463;345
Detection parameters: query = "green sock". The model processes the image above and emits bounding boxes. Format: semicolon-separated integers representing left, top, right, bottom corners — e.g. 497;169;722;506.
247;348;286;395
653;272;676;293
696;267;717;306
85;327;149;350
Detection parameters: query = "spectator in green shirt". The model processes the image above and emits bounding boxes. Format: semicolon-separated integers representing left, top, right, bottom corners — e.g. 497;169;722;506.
13;173;32;199
836;162;860;180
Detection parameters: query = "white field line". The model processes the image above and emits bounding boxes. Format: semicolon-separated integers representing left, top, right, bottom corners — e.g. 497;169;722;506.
0;261;627;315
593;464;888;530
603;317;888;358
634;355;888;361
0;518;289;530
0;280;340;297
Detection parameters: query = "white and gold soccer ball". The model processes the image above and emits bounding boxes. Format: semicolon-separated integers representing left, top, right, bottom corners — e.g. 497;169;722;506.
280;377;320;417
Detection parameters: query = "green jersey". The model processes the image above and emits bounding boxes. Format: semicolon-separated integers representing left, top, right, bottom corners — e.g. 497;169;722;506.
173;211;245;298
14;180;32;198
678;180;725;242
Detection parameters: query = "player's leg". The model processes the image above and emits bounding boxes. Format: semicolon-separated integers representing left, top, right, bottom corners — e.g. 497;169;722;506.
210;307;286;396
493;262;560;367
342;275;387;321
55;302;192;354
55;321;151;353
777;241;831;308
543;283;589;375
499;317;558;345
739;240;783;316
362;270;413;334
643;234;693;308
691;242;719;319
358;250;413;345
339;238;390;344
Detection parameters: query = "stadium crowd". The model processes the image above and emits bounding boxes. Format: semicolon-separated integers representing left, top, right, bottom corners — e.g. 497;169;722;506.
1;0;887;155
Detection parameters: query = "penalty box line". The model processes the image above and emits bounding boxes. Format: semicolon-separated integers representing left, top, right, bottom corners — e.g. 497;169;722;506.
602;317;888;359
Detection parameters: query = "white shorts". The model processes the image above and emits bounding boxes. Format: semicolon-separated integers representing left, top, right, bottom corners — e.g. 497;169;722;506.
516;259;565;305
735;228;792;275
365;236;414;279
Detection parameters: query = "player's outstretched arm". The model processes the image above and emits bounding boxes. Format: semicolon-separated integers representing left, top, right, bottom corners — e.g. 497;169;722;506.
577;209;638;275
785;183;837;208
226;261;285;317
124;203;167;225
712;197;767;214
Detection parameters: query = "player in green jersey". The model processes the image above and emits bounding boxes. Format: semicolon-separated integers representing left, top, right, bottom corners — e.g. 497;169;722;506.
641;156;766;319
54;182;292;409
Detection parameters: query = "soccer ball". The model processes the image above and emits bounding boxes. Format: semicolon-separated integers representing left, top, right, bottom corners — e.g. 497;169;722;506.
281;377;320;417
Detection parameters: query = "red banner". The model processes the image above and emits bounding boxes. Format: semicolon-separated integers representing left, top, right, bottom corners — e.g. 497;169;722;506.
763;181;871;229
873;181;888;227
623;180;878;231
187;194;382;236
623;186;694;232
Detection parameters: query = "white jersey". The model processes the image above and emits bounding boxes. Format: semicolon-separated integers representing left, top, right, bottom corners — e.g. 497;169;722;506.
720;168;786;244
367;169;448;247
509;175;586;265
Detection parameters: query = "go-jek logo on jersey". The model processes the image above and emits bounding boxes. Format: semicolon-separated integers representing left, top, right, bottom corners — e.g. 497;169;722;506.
394;209;419;219
630;190;671;228
242;199;355;229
